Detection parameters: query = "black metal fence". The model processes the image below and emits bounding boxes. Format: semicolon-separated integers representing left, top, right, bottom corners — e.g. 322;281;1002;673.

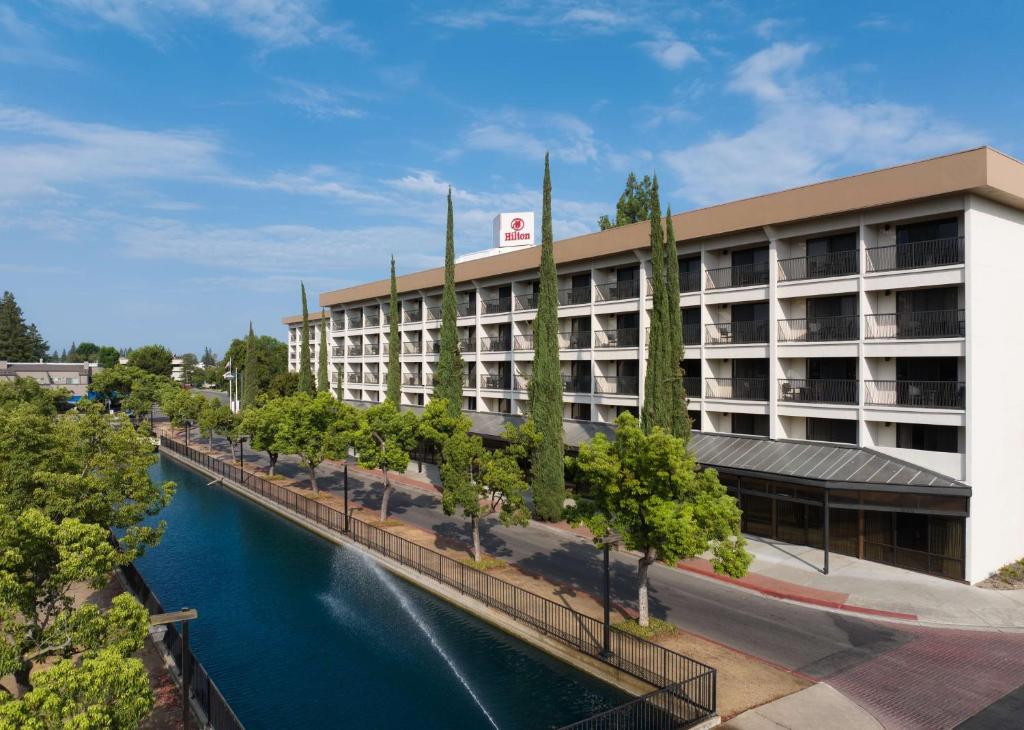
556;680;712;730
159;436;716;729
119;560;245;730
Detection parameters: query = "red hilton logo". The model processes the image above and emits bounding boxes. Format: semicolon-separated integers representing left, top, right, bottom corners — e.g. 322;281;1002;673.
505;217;531;242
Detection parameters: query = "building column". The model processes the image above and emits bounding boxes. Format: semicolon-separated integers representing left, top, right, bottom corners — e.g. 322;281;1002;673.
765;227;781;440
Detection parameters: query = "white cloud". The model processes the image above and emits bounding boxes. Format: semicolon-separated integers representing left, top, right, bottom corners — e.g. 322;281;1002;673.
0;4;81;69
0;104;222;196
559;8;629;33
461;112;598;165
663;43;982;206
637;34;700;70
51;0;369;51
753;17;783;39
727;42;815;101
272;78;368;119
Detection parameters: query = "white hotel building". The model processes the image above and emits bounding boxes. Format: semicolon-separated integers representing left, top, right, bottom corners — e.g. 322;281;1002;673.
285;147;1024;584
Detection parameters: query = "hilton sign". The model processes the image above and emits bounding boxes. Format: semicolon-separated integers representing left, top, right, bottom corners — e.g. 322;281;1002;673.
492;212;536;249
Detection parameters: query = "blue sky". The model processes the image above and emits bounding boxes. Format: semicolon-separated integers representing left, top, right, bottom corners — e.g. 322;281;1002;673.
2;1;1021;356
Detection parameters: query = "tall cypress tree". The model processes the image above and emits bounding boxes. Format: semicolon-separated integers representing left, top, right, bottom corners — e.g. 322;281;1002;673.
298;282;314;395
528;153;565;521
663;207;690;442
0;291;48;361
386;256;401;406
641;177;669;433
317;308;329;393
434;187;463;415
241;321;258;409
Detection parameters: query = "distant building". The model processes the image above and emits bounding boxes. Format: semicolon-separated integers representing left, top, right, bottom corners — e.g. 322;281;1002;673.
282;310;329;387
171;357;185;382
0;361;99;399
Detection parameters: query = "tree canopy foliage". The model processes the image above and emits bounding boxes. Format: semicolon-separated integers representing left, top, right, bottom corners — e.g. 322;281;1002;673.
0;291;48;362
220;333;287;395
598;172;655;230
125;344;173;377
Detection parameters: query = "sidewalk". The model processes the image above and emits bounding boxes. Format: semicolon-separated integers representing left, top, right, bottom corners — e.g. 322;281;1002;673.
356;454;1024;630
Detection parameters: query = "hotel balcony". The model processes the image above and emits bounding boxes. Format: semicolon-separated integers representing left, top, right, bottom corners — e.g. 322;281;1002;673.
404;374;424;387
458;338;476;353
864;380;965;409
332;346;344;357
705;377;769;401
348;344;363;357
425;341;442;354
778;315;859;342
425;305;442;322
513;334;534;351
456;301;475;317
682;323;700;346
514;374;530;391
481;296;512;315
402;342;423;355
479;336;512;353
514;292;538;311
864;310;965;339
365;313;380;327
348;316;363;329
403;308;422;324
778;250;859;282
364;343;380;356
595;375;638;395
865;237;964;273
557;286;591;306
778;378;858;405
480;374;511;390
562;375;593;394
559;331;592;349
705;320;770;345
363;372;379;385
646;270;701;296
594;328;639;349
595;279;639;302
705;262;769;290
348;372;364;384
682;376;700;398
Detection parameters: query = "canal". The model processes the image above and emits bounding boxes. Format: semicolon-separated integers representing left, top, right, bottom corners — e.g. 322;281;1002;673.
135;456;629;729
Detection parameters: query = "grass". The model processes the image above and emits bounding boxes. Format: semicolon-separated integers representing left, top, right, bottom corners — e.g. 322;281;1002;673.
460;557;507;571
612;617;677;640
982;557;1024;589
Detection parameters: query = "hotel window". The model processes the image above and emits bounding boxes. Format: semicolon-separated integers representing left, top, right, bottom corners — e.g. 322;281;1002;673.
806;417;856;444
897;423;959;453
570;402;591;421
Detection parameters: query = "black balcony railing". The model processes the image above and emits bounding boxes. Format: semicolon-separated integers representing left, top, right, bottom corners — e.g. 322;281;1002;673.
457;339;476;353
364;343;380;356
779;378;858;405
404;374;423;386
705;377;768;401
562;375;593;394
365;314;380;327
479;336;512;352
481;296;512;315
864;309;965;339
402;342;423;355
480;374;511;390
682;323;700;346
558;286;592;306
348;345;363;356
595;279;640;302
559;331;592;349
647;270;701;295
864;380;965;409
594;328;640;348
682;376;700;397
425;306;442;321
778;250;859;282
332;346;344;357
595;375;638;395
515;293;538;311
457;301;475;317
705;261;769;290
426;340;442;354
348;317;363;329
403;308;422;323
363;372;379;385
705;320;769;345
348;372;363;384
778;315;859;342
513;334;534;350
866;237;964;273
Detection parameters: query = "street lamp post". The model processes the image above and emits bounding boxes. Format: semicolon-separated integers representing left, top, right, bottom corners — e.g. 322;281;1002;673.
599;533;620;659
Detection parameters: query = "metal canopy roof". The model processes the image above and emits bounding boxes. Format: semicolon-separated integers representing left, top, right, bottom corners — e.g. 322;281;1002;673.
343;400;970;496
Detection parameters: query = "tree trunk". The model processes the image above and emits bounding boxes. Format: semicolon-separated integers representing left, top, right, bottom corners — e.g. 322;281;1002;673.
268;452;278;477
379;470;392;522
637;549;655;627
310;466;319;495
13;661;32;697
472;515;481;563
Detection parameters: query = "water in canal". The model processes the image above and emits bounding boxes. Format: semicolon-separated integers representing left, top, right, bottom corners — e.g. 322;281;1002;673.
135;456;629;729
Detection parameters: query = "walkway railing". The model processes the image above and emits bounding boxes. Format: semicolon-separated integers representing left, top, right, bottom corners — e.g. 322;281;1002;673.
159;436;716;729
556;680;711;730
119;559;245;730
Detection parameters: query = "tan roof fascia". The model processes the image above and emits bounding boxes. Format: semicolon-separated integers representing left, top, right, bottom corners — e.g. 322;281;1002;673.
281;310;328;325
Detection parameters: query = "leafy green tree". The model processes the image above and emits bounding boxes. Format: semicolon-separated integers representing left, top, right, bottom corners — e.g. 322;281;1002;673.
201;347;217;368
68;342;99;362
433;189;463;416
642;176;670;433
438;418;530;563
275;393;355;495
0;378;67;416
0;291;48;361
197;398;235;450
179;352;198;385
125;344;173;377
121;370;161;424
570;413;751;626
317;311;330;393
298;282;314;395
353;400;419;520
96;346;120;369
158;386;204;439
527;153;565;521
598;172;654;230
220;335;287;393
266;371;300;398
240;397;287;476
663;208;690;441
386;257;401;405
242;322;258;409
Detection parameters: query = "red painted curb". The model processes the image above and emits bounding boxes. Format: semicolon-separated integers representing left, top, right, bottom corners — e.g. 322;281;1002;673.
836;604;918;621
